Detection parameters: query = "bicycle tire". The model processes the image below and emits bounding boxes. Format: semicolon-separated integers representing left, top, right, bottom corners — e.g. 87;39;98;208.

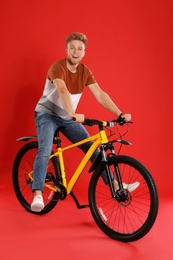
12;141;60;215
88;155;158;242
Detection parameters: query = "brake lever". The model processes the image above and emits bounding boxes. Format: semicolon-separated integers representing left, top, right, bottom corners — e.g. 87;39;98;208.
116;117;126;126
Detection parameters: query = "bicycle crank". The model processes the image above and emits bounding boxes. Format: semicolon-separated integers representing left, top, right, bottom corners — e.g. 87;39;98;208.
54;184;67;200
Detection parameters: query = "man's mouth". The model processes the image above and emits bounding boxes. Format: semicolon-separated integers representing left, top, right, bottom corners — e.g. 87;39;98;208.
72;56;79;59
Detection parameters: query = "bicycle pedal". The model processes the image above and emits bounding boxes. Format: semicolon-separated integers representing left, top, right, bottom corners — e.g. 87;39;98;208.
45;172;55;182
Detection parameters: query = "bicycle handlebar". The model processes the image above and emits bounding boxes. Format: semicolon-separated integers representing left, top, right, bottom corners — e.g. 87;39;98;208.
82;118;132;127
72;117;133;127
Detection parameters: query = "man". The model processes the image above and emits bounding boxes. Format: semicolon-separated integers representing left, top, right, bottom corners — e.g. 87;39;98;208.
31;32;139;212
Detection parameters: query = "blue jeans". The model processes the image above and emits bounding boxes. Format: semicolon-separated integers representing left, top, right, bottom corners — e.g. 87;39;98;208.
32;112;99;191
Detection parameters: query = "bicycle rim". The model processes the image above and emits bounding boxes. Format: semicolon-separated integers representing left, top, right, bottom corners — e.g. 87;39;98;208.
89;155;159;242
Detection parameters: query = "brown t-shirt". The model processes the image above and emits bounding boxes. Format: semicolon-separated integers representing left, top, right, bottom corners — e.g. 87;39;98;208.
48;58;96;94
35;58;96;119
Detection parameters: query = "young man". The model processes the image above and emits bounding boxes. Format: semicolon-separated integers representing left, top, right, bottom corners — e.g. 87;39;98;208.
31;32;139;212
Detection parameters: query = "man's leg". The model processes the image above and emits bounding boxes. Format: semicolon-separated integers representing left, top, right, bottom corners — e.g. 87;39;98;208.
61;118;99;162
31;113;59;211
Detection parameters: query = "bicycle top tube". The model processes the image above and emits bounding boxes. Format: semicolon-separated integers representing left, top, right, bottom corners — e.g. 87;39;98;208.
53;117;132;154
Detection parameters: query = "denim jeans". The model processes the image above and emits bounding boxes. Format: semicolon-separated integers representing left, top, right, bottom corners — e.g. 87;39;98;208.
32;112;99;191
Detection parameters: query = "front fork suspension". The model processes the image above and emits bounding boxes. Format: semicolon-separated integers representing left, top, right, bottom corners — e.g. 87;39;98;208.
101;144;124;199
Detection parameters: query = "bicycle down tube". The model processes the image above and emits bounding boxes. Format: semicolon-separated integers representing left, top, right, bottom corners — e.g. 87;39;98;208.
49;130;108;194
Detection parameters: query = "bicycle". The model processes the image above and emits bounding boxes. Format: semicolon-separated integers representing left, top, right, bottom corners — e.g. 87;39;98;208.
12;117;158;242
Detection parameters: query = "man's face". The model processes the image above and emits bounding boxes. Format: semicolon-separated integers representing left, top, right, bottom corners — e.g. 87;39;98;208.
66;40;85;65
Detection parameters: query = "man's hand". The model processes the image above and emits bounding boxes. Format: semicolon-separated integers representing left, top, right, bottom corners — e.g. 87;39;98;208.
71;113;85;123
120;113;131;122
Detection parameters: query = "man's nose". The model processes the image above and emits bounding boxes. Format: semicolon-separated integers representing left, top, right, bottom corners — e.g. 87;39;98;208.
74;48;78;53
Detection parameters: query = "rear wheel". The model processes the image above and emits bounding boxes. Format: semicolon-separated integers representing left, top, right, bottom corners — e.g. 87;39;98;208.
89;155;158;242
12;142;60;215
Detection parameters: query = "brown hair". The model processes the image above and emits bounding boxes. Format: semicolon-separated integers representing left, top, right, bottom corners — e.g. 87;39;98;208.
66;32;87;46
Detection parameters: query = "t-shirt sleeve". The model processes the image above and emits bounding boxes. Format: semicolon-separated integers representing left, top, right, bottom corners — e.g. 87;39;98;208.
47;61;65;82
86;68;96;85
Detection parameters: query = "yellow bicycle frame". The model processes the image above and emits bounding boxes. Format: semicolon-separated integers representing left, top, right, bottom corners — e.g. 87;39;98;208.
48;130;108;194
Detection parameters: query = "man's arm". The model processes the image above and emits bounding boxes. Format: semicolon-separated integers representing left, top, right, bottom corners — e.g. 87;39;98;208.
88;82;131;121
53;78;84;122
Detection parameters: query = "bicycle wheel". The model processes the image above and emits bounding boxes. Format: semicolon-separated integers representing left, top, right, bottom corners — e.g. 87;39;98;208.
88;155;158;242
12;141;60;215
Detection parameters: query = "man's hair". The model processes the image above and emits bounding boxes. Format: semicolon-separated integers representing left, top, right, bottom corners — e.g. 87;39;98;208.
66;32;87;46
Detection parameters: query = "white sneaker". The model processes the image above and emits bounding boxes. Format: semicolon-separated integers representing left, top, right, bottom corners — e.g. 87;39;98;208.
123;182;140;192
31;195;44;212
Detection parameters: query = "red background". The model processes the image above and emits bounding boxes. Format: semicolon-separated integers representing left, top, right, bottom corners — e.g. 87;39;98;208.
1;0;172;197
1;0;173;259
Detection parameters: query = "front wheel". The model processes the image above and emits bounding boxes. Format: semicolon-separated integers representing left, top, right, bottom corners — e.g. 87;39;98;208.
12;142;60;215
88;155;159;242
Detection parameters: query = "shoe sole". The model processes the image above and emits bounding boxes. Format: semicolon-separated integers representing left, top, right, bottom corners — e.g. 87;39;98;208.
31;203;44;212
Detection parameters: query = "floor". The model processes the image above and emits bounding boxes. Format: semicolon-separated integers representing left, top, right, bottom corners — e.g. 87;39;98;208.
1;175;172;260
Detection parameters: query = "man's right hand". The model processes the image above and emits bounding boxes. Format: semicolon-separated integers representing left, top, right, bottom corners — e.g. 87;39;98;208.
71;113;85;123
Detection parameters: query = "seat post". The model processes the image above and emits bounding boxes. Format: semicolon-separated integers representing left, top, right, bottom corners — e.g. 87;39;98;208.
53;126;66;148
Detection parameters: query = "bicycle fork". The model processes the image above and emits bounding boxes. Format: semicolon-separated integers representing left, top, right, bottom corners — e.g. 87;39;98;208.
101;144;124;200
